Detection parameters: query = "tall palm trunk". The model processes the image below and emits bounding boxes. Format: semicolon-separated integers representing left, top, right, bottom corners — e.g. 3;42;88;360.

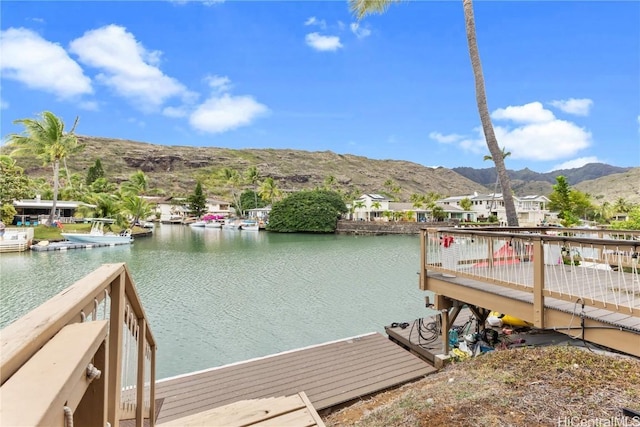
463;0;518;226
50;160;60;225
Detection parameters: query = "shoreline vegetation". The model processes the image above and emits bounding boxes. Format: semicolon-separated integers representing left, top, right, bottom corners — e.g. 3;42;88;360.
322;346;640;426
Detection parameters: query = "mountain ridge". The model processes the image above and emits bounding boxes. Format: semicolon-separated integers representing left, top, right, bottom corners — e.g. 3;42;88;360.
4;135;638;203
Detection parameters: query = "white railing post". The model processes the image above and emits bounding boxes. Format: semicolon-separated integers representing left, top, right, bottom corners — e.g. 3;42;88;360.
136;319;147;427
532;236;545;328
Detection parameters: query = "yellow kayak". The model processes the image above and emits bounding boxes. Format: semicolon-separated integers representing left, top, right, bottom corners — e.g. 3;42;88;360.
489;311;533;327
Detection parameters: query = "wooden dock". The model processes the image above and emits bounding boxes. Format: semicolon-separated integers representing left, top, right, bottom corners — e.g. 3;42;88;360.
30;240;132;251
385;311;475;366
154;332;436;424
157;392;325;427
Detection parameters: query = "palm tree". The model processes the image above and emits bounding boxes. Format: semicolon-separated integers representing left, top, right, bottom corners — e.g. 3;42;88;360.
220;168;243;216
371;200;382;221
121;170;149;196
8;111;83;225
483;146;511;216
410;193;425;210
258;177;282;206
323;175;337;191
77;193;126;227
245;166;261;209
613;198;632;215
121;194;153;228
353;200;366;221
350;0;519;226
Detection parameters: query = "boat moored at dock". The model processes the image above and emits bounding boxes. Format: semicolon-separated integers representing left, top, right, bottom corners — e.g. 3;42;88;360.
60;219;133;245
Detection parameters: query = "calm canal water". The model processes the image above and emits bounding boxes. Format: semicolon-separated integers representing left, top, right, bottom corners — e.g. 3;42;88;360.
0;225;434;379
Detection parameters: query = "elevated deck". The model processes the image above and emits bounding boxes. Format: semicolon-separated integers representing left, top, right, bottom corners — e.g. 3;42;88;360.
421;227;640;358
155;332;436;424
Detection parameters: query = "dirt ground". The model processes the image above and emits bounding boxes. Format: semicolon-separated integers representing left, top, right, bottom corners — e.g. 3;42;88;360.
322;345;640;427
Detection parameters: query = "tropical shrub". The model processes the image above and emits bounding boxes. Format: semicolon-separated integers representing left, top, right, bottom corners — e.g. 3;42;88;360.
267;190;347;233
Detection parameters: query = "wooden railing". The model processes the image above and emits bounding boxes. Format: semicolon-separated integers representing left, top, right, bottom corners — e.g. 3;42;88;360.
421;227;640;323
0;263;156;427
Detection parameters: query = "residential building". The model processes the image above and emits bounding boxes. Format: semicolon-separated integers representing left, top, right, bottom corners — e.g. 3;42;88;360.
439;192;553;226
350;192;553;226
12;197;95;225
147;197;233;222
351;194;391;221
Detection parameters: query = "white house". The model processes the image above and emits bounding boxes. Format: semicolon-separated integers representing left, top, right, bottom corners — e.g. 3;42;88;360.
439;193;553;226
352;194;391;221
147;197;233;222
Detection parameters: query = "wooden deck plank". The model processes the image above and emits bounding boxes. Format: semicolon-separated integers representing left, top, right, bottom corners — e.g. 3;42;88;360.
251;408;319;427
155;333;435;424
159;342;432;417
158;337;407;410
157;336;386;394
157;392;325;427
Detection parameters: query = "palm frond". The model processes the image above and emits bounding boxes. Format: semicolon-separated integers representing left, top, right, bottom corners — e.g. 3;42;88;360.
349;0;402;20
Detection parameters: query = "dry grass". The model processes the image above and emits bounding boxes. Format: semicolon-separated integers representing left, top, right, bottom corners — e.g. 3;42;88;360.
323;345;640;426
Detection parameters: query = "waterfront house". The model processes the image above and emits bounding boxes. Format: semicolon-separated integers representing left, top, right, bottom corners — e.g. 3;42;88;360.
439;193;552;226
352;194;391;221
350;192;553;225
203;198;233;217
12;197;95;225
148;196;233;222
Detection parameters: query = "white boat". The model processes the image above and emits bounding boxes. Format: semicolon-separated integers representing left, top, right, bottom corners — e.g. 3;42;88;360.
0;228;33;253
205;220;224;229
239;220;259;231
190;220;207;228
61;219;133;245
222;219;241;230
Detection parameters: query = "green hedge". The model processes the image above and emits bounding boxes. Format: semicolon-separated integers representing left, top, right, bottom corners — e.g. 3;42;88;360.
267;190;347;233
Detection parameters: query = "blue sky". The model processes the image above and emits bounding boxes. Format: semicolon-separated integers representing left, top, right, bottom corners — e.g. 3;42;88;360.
1;1;639;172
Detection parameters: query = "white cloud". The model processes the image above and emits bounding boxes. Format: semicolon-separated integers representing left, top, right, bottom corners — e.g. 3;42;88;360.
0;98;8;109
0;27;92;99
205;74;232;93
350;22;371;39
430;101;592;162
549;98;593;116
163;106;189;118
550;156;601;171
69;25;192;111
189;93;268;134
305;33;343;52
78;100;99;111
304;17;327;29
491;102;555;124
429;132;464;144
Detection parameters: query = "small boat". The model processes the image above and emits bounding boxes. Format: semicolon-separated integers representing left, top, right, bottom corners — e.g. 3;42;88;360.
222;219;241;230
239;220;259;231
190;220;207;228
205;220;224;229
61;219;133;245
